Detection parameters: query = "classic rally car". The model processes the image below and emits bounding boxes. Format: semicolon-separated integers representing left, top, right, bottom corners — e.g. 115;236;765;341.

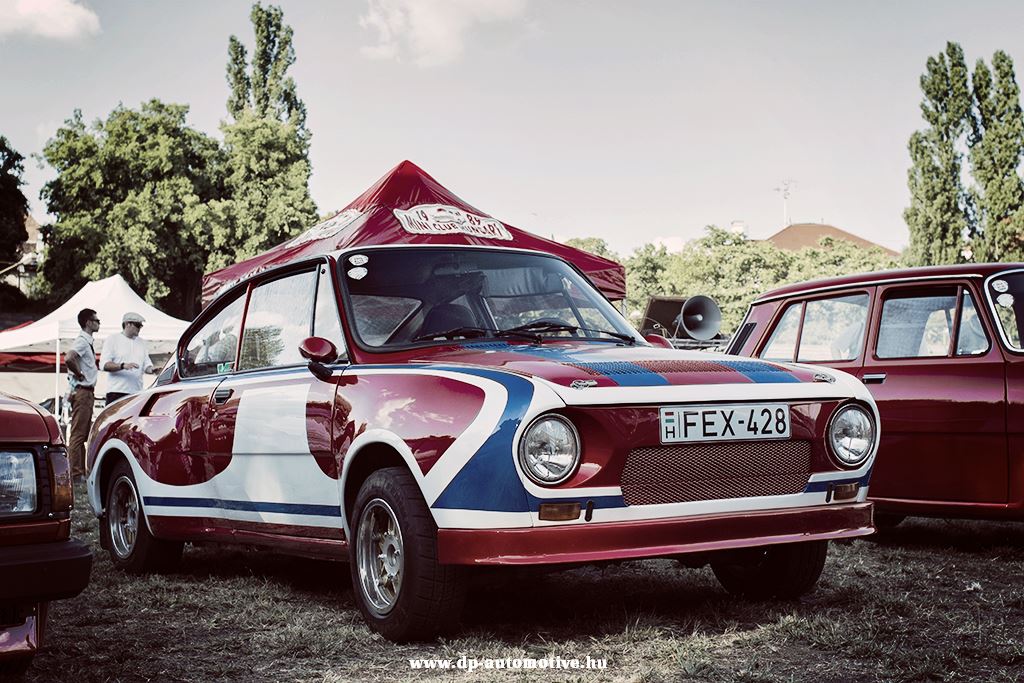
1;392;92;676
730;263;1024;527
87;245;879;641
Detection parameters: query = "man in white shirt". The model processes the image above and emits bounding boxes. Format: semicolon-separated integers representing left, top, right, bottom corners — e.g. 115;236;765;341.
65;308;100;479
101;312;156;405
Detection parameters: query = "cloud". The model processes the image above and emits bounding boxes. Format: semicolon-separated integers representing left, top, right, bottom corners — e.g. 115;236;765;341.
0;0;100;40
359;0;527;67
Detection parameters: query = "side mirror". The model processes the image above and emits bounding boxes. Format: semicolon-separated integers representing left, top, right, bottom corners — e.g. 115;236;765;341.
644;333;674;349
299;337;338;363
299;337;338;381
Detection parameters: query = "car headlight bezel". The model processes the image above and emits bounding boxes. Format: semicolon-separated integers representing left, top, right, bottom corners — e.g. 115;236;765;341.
826;402;876;468
517;414;581;486
0;451;38;515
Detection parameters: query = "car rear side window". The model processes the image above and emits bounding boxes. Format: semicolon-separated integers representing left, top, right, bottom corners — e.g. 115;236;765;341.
181;294;246;378
987;272;1024;351
877;286;986;359
239;270;317;370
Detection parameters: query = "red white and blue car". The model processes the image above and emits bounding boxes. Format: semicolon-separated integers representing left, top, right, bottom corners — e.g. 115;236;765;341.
86;245;879;641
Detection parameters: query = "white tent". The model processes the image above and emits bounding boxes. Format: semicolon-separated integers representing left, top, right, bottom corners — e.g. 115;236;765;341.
0;274;191;408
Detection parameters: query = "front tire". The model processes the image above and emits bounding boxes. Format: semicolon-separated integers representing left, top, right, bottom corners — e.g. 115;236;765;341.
712;540;828;599
349;467;466;642
102;461;183;573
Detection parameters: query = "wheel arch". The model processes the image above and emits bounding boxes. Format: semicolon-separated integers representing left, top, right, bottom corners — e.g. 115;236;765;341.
339;429;427;539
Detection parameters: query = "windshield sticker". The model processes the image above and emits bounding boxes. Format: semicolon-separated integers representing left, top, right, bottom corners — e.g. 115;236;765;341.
349;254;369;266
997;293;1014;308
992;279;1009;293
348;267;368;280
287;209;362;248
394;204;513;241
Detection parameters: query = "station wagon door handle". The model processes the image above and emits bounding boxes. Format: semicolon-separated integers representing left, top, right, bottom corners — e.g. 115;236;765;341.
862;373;887;384
213;387;234;404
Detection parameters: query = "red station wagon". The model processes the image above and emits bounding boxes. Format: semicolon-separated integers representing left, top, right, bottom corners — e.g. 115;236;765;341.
0;392;92;676
731;263;1024;526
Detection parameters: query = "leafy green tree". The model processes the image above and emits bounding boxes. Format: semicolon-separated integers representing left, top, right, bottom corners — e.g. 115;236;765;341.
623;242;671;316
213;3;316;270
0;136;29;266
905;42;973;266
969;51;1024;262
40;102;222;316
565;237;618;261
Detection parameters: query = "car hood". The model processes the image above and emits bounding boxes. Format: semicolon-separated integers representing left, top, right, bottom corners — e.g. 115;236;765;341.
409;341;826;387
0;392;56;443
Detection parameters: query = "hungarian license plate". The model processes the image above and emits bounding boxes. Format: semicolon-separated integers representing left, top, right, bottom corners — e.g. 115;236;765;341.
660;404;791;443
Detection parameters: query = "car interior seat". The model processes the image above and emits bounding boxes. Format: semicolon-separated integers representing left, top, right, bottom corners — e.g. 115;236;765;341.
418;303;477;339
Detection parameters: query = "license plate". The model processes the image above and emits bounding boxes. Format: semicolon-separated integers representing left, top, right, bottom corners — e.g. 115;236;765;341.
660;403;791;443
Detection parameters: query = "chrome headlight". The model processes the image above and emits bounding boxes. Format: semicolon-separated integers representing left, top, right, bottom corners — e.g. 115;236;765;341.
518;415;580;485
828;404;875;467
0;451;37;514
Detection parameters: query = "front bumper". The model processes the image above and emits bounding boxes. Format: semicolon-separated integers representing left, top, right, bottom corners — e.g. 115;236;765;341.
437;502;873;565
0;540;93;604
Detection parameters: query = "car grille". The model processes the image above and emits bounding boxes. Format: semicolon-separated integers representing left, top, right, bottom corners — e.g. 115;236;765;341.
620;440;812;505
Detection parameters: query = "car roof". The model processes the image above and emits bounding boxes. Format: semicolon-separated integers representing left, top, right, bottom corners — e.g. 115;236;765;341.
754;263;1024;303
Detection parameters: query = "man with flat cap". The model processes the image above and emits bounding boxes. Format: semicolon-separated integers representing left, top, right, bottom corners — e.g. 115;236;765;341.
101;311;157;405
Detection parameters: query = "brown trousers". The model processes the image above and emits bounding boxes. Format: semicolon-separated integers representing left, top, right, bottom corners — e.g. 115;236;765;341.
68;387;94;477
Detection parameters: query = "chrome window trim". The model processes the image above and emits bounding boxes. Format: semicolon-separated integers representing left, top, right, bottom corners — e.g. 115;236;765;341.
983;268;1024;354
754;273;983;305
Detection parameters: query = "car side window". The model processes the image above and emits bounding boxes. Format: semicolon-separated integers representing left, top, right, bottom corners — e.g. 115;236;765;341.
760;303;801;362
955;292;990;356
797;294;869;362
313;265;346;357
181;294;246;378
877;286;985;359
239;270;317;370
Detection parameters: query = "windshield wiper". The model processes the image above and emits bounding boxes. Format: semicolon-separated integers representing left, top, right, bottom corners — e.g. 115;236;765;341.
413;326;491;342
497;321;636;345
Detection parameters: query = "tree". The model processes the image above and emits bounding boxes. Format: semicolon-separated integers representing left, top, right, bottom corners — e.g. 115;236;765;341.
565;237;618;261
969;51;1024;262
40;102;222;316
213;3;316;270
623;243;671;316
0;136;29;266
904;42;973;266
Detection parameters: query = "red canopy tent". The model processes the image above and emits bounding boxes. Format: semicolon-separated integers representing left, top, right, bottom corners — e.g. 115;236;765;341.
202;161;626;306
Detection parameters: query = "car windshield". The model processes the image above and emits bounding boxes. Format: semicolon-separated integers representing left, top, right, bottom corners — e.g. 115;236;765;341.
986;271;1024;351
339;247;640;349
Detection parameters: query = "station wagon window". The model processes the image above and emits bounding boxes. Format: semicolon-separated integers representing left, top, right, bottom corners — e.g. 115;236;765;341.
239;270;316;370
877;287;988;359
987;272;1024;351
760;293;869;363
313;266;346;356
760;303;801;362
798;294;869;362
181;294;245;378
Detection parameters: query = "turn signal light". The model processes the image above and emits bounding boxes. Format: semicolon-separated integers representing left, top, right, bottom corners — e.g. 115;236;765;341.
48;447;74;513
829;483;859;502
538;502;581;521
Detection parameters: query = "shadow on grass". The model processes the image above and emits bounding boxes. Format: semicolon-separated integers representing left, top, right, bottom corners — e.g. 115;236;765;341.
867;516;1024;555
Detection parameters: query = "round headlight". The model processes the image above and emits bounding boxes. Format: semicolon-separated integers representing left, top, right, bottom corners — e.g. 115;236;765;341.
518;415;580;485
828;404;875;467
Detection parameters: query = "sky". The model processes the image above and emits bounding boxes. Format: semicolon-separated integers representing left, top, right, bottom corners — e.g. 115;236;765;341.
2;0;1024;257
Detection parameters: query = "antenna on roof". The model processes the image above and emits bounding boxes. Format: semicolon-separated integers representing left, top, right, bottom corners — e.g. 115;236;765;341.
773;179;797;226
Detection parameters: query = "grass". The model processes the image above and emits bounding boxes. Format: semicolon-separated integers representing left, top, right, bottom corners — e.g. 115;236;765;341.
24;485;1024;682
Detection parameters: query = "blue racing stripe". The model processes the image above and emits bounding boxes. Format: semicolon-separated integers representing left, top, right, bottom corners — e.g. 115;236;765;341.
144;496;342;517
465;342;671;386
718;360;801;384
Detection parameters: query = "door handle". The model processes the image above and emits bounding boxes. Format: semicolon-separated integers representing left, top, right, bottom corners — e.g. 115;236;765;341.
213;387;234;404
862;373;887;384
